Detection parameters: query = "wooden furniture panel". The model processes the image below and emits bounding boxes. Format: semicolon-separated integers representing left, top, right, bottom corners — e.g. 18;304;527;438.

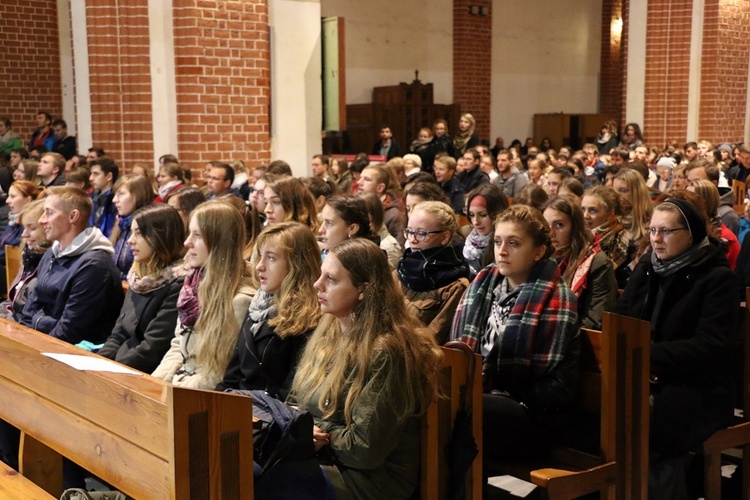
0;318;254;499
486;312;650;499
700;287;750;500
421;341;482;499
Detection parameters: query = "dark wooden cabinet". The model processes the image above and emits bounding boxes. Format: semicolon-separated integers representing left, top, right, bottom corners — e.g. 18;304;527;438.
340;78;459;156
533;113;611;151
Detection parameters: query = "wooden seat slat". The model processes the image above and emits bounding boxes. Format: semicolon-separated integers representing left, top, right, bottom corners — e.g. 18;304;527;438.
0;460;54;500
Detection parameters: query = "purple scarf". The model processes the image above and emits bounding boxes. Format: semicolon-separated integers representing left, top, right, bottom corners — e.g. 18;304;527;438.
177;267;203;328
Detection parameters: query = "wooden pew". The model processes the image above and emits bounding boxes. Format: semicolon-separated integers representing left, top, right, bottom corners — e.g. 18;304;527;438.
700;287;750;500
487;312;650;499
733;179;746;215
4;244;21;297
421;341;483;499
0;318;254;499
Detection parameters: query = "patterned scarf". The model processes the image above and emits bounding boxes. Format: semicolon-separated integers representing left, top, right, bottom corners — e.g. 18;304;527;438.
556;242;601;298
177;267;204;328
245;289;277;338
651;237;710;277
128;259;188;295
398;244;469;292
453;126;475;155
593;219;630;268
463;228;492;263
451;260;578;394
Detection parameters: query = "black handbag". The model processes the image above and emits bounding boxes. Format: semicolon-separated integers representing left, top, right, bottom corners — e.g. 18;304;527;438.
230;389;316;473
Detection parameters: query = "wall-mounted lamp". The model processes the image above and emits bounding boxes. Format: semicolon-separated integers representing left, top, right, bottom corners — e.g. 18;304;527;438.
611;17;623;38
468;5;489;16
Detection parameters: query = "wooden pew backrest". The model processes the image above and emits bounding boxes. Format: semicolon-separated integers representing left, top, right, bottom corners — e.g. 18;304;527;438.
421;341;482;499
0;318;254;499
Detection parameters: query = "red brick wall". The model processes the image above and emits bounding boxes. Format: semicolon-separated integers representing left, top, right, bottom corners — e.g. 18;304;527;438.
642;0;692;147
699;0;750;144
173;0;270;175
620;0;630;133
86;1;153;168
600;0;624;125
452;0;492;141
0;1;62;145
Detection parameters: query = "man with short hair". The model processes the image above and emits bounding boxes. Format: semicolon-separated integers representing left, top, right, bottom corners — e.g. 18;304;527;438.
9;148;27;170
372;125;402;160
610;148;630;167
490;136;505;158
89;156;119;237
0;117;21;155
357;164;407;246
51;119;77;160
28;111;57;151
87;147;105;164
206;162;239;199
493;149;528;197
684;142;698;163
311;154;330;179
458;148;489;192
38;152;67;187
18;186;124;344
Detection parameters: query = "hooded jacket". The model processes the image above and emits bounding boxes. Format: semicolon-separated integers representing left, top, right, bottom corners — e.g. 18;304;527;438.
19;227;124;344
718;187;739;235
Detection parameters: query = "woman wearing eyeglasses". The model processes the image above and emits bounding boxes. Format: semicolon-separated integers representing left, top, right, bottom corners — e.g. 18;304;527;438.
397;201;470;344
612;196;737;498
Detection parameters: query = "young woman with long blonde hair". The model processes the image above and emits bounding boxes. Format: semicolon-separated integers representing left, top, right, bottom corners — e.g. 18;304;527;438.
289;238;442;499
152;201;254;389
217;222;320;400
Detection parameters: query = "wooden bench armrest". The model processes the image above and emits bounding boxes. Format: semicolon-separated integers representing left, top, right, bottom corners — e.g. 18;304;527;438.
0;460;54;499
702;422;750;453
531;462;617;499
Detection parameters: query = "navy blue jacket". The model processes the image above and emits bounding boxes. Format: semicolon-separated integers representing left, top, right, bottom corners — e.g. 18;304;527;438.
90;189;118;238
19;228;124;344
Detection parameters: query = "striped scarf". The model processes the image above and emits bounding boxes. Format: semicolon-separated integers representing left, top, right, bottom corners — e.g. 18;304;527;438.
451;259;578;393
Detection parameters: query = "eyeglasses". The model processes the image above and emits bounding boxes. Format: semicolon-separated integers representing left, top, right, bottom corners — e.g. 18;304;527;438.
403;228;444;242
648;227;688;237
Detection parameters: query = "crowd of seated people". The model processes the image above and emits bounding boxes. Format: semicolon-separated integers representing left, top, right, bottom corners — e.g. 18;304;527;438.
1;114;750;498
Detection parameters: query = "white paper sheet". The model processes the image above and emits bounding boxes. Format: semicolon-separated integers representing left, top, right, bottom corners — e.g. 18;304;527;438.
488;475;538;497
42;353;141;375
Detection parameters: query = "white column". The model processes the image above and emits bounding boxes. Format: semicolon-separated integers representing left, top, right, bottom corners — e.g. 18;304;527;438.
57;0;76;135
625;0;648;127
148;0;178;170
686;0;704;142
70;0;93;150
268;0;323;177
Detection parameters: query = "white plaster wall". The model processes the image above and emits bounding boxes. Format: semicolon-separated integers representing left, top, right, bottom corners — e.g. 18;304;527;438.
321;0;453;104
269;0;323;176
491;0;602;143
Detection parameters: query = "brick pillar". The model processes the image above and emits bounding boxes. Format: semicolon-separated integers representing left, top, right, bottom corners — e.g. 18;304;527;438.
452;0;492;141
642;0;693;146
620;0;630;131
86;2;154;167
600;0;624;124
173;0;270;173
698;0;750;143
0;1;62;142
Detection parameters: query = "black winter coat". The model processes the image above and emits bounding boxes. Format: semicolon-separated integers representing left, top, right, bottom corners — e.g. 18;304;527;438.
612;243;738;454
98;278;184;374
216;316;312;401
